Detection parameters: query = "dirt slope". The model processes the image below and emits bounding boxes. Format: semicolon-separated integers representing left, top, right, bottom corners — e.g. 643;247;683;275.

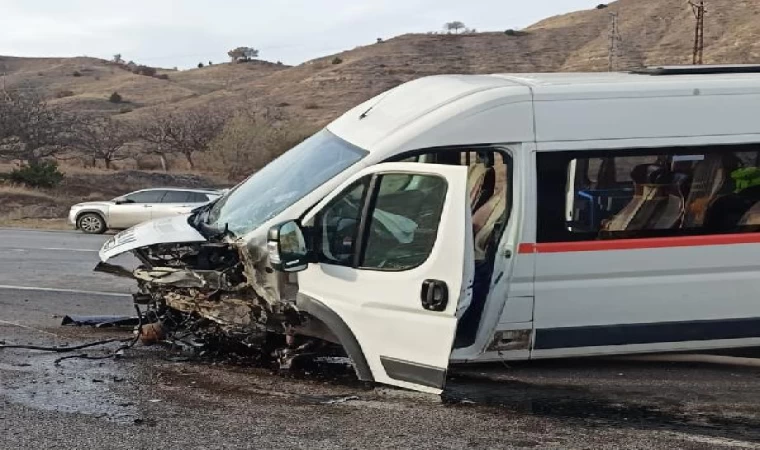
0;56;288;115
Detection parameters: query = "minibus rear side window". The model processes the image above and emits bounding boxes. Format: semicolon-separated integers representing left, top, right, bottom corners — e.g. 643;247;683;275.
537;144;760;243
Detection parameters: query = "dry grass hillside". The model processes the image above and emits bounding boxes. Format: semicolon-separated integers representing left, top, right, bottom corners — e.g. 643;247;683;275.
530;0;760;70
124;0;760;127
4;0;760;130
0;56;288;116
3;0;760;229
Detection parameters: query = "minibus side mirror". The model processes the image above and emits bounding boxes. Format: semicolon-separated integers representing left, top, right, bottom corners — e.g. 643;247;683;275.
267;220;310;273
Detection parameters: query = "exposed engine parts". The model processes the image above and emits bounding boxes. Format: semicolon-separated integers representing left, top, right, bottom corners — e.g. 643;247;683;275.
104;240;341;373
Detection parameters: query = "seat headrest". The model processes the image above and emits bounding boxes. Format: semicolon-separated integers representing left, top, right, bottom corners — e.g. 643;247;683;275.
475;151;495;168
630;164;672;185
671;171;692;190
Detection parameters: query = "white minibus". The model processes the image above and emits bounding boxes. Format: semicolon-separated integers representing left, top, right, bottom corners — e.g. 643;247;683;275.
102;65;760;393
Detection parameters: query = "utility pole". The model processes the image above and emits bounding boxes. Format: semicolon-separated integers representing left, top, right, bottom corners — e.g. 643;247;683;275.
689;1;706;65
608;12;622;71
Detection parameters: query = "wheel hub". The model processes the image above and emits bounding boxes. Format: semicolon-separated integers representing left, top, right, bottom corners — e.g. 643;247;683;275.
80;216;101;232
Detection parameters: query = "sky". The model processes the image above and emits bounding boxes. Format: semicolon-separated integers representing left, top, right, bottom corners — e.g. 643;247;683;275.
1;0;602;68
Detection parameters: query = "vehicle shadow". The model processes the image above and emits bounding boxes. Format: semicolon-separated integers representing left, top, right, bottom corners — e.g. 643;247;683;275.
445;358;760;443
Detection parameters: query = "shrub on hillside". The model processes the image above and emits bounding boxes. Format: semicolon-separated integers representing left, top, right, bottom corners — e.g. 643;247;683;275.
109;92;123;103
72;71;82;77
332;57;343;65
9;161;64;188
204;113;314;180
155;74;170;80
135;156;165;171
133;65;157;77
55;90;75;99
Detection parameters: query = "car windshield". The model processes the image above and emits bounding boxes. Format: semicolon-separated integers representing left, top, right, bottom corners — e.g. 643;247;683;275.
205;129;368;236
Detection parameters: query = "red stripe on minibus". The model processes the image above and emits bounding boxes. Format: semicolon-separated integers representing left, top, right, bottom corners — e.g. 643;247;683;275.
518;233;760;254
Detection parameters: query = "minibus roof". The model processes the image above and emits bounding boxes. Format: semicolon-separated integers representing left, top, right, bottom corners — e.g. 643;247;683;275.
328;69;760;152
494;71;760;98
498;71;760;147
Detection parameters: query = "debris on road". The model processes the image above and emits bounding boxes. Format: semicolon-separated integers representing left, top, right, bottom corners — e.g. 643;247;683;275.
0;337;133;353
322;395;359;405
61;315;140;328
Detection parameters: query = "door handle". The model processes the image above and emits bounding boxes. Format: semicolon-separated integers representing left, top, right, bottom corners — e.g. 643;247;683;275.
421;279;449;312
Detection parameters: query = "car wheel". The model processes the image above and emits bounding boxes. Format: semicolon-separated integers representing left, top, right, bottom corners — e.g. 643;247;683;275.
77;213;107;234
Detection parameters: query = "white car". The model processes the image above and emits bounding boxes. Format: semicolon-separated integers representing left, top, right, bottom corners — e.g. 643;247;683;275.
69;188;223;234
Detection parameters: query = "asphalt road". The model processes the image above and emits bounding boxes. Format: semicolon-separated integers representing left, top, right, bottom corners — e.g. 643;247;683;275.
0;228;136;294
3;229;760;449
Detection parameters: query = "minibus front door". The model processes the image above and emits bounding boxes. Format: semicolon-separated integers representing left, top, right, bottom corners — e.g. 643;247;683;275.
291;162;473;394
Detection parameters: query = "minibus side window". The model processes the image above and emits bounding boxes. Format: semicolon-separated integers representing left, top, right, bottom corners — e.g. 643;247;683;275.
537;144;760;243
389;148;512;261
314;179;369;267
313;173;448;271
361;174;448;271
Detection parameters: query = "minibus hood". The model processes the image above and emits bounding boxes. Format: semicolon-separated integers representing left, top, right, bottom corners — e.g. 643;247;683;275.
99;214;207;262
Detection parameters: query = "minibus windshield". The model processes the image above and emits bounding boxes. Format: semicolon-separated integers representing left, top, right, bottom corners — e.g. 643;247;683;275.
204;130;367;237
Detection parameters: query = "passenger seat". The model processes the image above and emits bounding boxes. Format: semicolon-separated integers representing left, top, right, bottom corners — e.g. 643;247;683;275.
468;158;499;260
683;154;733;227
604;164;684;232
472;192;506;261
468;162;495;212
739;201;760;226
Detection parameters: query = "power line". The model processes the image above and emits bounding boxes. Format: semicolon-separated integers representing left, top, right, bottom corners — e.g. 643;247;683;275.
607;12;623;71
689;0;706;65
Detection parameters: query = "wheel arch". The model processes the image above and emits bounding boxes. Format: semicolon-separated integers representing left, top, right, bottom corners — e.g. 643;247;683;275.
75;209;108;228
296;294;374;382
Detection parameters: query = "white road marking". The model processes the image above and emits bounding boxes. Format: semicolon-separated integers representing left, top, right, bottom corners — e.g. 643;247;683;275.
0;319;62;337
667;432;760;449
5;247;99;253
0;285;130;297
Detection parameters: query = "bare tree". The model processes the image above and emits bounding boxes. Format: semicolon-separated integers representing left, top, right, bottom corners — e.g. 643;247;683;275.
0;85;13;142
135;108;228;171
0;89;74;165
164;109;228;169
71;116;133;169
228;47;260;63
135;111;174;171
444;21;466;34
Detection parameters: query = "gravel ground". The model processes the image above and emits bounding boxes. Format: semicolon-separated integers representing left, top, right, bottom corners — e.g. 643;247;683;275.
4;294;760;449
3;229;760;449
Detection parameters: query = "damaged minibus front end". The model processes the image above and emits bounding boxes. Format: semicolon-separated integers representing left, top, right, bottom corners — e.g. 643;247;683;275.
98;214;311;360
98;128;371;372
96;75;514;394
